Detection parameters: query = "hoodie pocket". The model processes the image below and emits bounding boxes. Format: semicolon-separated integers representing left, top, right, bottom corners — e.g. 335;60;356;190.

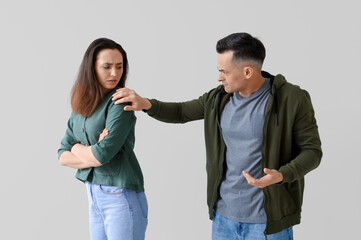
267;185;297;221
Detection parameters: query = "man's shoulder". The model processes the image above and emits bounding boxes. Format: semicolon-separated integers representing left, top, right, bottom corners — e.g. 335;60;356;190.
204;85;224;96
275;75;310;100
198;85;224;103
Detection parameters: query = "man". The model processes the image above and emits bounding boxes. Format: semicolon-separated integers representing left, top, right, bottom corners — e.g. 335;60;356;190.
112;32;322;239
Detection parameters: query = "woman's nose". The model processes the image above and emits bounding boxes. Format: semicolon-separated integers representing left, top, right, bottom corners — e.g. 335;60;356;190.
110;68;116;77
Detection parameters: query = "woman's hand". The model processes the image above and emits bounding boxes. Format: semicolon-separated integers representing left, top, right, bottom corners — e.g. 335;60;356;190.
98;128;109;142
61;128;108;169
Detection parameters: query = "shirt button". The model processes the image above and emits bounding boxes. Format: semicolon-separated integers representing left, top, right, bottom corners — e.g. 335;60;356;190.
85;144;89;146
81;128;84;132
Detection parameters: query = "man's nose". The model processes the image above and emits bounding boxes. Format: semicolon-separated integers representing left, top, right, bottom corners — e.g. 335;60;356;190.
218;73;224;82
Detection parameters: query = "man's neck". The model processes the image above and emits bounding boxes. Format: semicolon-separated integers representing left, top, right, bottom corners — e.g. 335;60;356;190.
238;75;265;98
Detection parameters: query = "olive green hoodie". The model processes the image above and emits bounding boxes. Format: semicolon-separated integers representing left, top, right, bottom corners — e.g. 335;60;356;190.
146;72;322;234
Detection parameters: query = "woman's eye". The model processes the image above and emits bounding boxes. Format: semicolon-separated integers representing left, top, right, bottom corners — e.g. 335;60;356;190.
117;66;123;69
103;66;110;69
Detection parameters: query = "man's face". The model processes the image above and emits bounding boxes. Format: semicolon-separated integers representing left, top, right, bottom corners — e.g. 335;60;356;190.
217;51;246;94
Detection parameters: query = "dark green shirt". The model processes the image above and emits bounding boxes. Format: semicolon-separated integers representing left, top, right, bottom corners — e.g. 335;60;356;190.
58;90;144;192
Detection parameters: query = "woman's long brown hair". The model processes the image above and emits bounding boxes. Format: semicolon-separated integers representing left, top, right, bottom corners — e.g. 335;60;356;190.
71;38;128;117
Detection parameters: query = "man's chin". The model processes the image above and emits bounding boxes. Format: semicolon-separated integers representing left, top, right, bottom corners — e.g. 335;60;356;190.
223;87;233;93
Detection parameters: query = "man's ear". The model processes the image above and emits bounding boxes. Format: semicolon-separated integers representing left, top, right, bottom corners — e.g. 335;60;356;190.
244;66;254;79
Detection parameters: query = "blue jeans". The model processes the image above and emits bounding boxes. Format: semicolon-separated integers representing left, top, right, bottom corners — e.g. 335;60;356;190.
212;211;293;240
85;182;148;240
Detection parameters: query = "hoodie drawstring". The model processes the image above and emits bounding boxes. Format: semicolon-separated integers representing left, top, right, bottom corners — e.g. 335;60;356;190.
273;84;279;126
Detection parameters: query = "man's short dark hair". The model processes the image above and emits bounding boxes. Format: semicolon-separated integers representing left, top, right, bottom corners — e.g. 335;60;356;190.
216;32;266;68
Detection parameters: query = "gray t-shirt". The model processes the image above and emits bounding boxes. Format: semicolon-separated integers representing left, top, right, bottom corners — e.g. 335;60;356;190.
215;78;271;223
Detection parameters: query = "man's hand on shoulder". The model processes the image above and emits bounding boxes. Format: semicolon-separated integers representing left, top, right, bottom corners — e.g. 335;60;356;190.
112;88;152;111
243;168;283;188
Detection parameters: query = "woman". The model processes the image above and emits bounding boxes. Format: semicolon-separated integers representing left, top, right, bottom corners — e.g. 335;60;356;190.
58;38;147;240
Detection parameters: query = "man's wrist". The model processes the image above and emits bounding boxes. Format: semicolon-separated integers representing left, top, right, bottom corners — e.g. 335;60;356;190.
142;98;152;112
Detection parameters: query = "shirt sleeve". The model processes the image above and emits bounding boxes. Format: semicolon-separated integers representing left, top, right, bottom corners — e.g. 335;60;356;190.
58;113;79;158
91;102;136;165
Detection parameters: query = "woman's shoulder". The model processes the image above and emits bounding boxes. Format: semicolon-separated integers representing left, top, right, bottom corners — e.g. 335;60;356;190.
103;88;134;116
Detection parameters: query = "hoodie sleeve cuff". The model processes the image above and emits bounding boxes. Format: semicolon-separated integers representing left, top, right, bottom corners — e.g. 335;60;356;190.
278;167;295;184
145;99;159;116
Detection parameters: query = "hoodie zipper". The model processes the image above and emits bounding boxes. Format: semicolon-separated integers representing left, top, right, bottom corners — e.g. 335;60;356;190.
210;88;225;217
262;82;279;237
212;82;279;235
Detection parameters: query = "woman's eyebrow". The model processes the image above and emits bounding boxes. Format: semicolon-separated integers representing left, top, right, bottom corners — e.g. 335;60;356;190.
102;62;123;65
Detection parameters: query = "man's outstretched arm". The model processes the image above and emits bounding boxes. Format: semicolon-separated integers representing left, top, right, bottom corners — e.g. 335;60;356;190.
112;88;206;123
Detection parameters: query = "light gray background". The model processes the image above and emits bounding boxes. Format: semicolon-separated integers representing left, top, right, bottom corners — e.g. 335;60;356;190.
0;0;360;239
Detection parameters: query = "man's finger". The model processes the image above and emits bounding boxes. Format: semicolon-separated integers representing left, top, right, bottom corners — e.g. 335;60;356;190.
112;93;126;101
264;168;283;183
243;171;256;185
123;105;137;111
112;89;132;100
243;171;267;188
116;87;130;92
114;96;132;105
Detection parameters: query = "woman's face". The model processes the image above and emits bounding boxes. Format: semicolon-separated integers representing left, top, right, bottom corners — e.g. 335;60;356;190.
95;48;124;93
